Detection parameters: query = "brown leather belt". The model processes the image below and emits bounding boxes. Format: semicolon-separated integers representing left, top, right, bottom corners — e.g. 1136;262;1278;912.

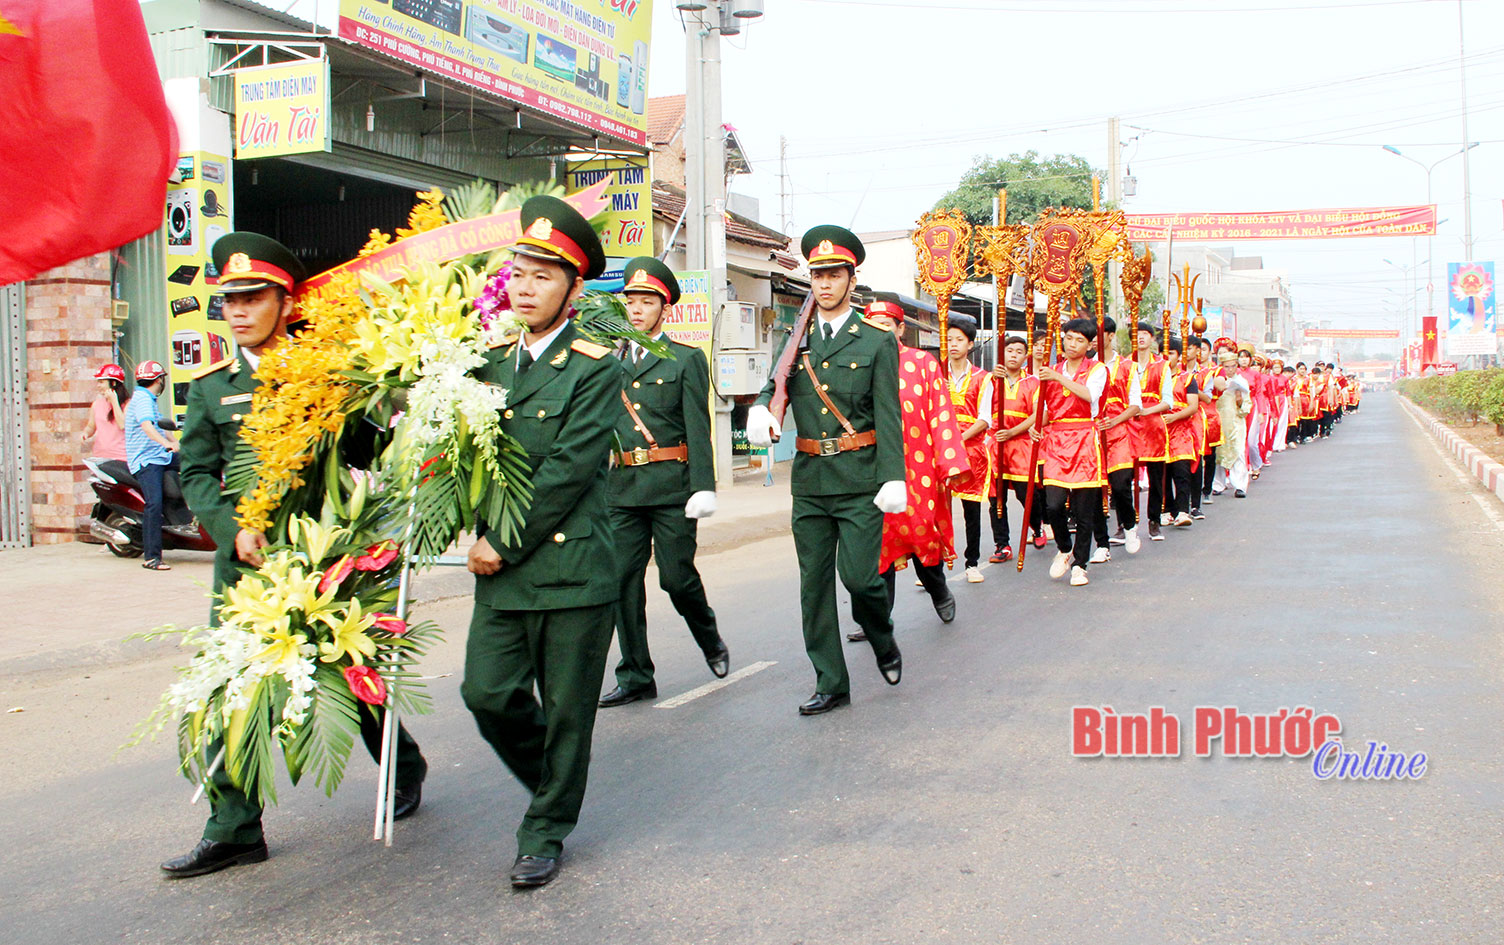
617;444;689;466
795;430;876;456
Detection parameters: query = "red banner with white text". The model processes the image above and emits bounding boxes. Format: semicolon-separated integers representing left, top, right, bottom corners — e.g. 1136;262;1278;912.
1125;206;1436;242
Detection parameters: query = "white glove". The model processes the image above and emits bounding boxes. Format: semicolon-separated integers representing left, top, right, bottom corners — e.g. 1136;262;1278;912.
684;490;717;519
873;480;908;514
745;403;780;448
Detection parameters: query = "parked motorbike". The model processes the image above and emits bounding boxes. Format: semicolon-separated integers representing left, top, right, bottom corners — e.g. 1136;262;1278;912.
83;456;216;557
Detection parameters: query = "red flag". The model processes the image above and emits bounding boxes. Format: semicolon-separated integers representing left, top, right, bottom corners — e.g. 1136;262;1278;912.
1421;316;1439;366
0;1;176;284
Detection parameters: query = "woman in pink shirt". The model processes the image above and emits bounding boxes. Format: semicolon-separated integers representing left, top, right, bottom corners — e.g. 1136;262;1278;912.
82;363;128;461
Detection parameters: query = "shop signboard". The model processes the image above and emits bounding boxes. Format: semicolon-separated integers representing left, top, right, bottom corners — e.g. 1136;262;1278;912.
564;156;650;283
233;58;331;159
338;0;653;146
163;151;236;418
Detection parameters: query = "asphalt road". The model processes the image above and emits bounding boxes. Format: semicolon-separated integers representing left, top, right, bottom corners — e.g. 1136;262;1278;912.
3;392;1502;945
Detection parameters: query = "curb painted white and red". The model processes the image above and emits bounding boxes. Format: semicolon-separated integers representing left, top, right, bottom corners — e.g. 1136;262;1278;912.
1399;396;1504;504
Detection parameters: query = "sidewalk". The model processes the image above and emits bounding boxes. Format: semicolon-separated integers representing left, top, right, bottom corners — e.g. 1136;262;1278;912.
0;463;793;677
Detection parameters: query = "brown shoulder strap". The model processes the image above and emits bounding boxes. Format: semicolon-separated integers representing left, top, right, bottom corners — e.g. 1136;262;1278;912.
620;390;658;448
800;351;857;436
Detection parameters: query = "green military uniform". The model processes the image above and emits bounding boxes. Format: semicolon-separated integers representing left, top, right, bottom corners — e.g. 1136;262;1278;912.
606;258;724;696
753;227;904;702
177;233;423;848
459;197;621;863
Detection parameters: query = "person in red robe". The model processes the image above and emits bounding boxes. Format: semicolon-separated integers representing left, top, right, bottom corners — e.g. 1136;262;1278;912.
1035;317;1109;587
988;333;1045;560
945;314;998;583
860;300;965;633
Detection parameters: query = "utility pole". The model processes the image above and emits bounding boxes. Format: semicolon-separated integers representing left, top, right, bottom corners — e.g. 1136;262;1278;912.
1107;116;1124;332
1458;0;1474;262
779;135;790;234
684;4;732;486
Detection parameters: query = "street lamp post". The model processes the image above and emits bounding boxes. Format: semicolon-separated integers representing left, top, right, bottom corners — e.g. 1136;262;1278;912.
1381;142;1478;345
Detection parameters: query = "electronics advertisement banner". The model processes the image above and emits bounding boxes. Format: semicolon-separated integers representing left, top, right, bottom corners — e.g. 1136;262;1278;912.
1446;261;1498;356
338;0;652;146
233;58;332;159
163;151;236;418
564;156;650;283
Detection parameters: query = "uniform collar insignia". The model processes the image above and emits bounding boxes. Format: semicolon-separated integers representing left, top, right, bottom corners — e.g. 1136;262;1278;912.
847;322;860;335
231;358;241;375
550;348;568;366
528;218;553;240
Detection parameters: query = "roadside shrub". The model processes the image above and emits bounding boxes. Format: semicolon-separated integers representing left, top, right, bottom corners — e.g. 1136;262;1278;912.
1397;368;1504;431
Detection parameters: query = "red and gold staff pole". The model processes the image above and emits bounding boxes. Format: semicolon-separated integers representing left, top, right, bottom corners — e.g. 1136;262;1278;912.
1085;178;1126;516
913;210;973;372
1118;242;1154;517
1017;209;1091;572
973;195;1031;522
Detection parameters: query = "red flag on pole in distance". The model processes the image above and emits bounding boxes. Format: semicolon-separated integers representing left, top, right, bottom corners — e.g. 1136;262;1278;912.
0;0;177;284
1421;316;1439;367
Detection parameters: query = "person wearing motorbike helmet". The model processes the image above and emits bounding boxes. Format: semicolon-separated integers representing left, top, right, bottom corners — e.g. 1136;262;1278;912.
123;360;178;570
82;363;128;461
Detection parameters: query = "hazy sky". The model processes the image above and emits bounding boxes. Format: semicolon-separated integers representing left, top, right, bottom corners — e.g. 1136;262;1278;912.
283;0;1502;335
646;0;1503;336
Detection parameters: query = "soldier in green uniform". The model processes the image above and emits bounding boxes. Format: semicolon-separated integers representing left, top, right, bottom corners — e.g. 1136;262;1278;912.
745;226;907;716
461;197;621;889
599;257;728;708
161;233;426;878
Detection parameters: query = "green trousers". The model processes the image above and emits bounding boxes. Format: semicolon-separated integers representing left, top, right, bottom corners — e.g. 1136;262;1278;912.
202;712;425;844
461;601;614;859
791;492;896;696
610;504;721;691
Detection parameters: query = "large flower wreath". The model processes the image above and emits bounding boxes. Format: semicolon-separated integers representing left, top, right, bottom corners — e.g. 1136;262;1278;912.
134;182;666;806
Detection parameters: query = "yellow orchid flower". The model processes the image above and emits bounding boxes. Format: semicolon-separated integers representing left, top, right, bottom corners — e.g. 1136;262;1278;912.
317;600;379;665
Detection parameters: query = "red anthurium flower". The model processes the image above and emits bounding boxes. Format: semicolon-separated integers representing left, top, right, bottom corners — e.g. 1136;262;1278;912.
343;665;387;705
318;554;355;594
371;613;408;635
354;540;400;572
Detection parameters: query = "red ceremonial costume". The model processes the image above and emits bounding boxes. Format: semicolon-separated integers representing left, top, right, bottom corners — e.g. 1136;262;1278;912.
1166;368;1199;466
1197;363;1225;448
1041;357;1107;488
1131;356;1170;463
1099;356;1137;474
948;365;994;503
993;372;1041;483
880;346;968;572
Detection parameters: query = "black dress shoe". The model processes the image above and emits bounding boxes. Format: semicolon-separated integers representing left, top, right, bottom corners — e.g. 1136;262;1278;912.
933;592;956;624
598;683;656;708
1234;489;1247;498
509;854;560;888
846;630;867;642
160;838;268;878
705;642;730;679
876;646;902;685
392;783;421;820
798;692;850;716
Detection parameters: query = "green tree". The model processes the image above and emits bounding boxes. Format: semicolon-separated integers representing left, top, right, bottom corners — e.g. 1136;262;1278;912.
933;150;1102;227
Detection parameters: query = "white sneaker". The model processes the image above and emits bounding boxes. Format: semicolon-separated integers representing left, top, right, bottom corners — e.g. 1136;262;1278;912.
1160;513;1172;526
1049;551;1072;579
1070;566;1090;586
1124;527;1141;554
1174;512;1194;527
965;566;984;583
1089;547;1110;564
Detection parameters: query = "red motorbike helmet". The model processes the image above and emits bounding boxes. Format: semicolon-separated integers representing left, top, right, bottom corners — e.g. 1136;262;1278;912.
94;363;126;382
134;360;167;382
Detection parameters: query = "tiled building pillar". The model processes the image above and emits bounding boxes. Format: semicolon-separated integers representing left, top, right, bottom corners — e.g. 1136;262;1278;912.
26;253;114;543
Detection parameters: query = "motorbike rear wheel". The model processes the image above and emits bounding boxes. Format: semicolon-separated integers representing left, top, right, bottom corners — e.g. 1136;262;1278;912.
104;513;143;558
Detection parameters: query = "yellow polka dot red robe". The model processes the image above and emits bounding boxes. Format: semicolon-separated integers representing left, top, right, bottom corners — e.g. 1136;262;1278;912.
880;345;968;572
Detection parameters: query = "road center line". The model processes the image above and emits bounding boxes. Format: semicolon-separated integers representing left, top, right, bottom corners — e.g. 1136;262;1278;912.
653;660;778;708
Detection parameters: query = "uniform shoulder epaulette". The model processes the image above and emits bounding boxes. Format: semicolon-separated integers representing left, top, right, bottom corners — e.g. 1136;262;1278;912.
488;333;519;351
192;358;237;381
571;338;611;359
860;316;893;332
